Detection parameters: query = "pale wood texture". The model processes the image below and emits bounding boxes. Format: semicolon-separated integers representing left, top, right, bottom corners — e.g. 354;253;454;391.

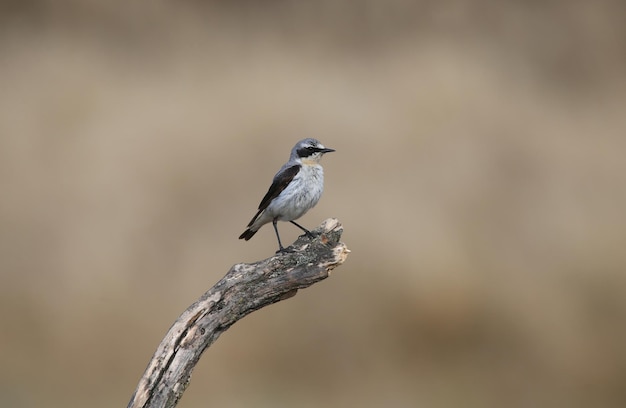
128;218;349;408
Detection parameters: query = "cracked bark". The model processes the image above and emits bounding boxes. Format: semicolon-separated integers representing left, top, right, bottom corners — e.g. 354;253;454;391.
127;218;349;408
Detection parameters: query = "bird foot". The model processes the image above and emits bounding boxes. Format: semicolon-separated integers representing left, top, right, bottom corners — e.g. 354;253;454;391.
276;247;296;254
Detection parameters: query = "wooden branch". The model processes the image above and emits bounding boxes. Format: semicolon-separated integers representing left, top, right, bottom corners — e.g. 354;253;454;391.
127;218;349;408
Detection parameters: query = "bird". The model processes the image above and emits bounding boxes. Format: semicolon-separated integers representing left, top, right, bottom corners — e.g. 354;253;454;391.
239;138;335;252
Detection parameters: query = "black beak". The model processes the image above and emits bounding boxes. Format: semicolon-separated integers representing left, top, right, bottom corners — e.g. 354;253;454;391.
321;148;335;153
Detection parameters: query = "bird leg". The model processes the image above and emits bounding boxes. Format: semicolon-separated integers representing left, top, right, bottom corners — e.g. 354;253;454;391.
290;221;316;238
273;219;294;253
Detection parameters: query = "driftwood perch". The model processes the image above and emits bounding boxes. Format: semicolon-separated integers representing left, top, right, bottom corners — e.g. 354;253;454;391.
128;218;349;408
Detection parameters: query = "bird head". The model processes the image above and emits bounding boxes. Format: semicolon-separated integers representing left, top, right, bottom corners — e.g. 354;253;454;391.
291;138;335;163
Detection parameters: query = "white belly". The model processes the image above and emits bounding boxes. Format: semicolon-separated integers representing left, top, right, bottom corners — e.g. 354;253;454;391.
266;164;324;221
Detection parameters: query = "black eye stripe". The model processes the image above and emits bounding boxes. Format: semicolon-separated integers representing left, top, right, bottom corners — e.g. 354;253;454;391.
296;146;319;157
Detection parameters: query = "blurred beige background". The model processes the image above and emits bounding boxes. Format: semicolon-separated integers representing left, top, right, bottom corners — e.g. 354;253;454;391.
1;1;626;407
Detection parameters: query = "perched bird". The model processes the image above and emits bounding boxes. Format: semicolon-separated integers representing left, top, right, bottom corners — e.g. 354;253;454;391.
239;138;335;252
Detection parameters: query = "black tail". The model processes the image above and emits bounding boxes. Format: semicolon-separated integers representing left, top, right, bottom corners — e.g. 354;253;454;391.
239;228;257;241
239;209;262;241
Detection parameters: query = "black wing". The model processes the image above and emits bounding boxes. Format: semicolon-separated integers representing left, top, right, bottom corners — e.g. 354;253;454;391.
257;164;300;212
243;165;301;229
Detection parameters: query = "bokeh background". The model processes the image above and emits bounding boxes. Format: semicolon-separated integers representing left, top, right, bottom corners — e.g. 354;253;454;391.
2;1;626;407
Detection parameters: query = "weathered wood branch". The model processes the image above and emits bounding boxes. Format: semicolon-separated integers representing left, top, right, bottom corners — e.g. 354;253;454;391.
127;218;349;408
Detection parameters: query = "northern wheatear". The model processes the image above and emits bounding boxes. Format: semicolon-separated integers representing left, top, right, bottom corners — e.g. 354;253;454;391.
239;138;335;252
